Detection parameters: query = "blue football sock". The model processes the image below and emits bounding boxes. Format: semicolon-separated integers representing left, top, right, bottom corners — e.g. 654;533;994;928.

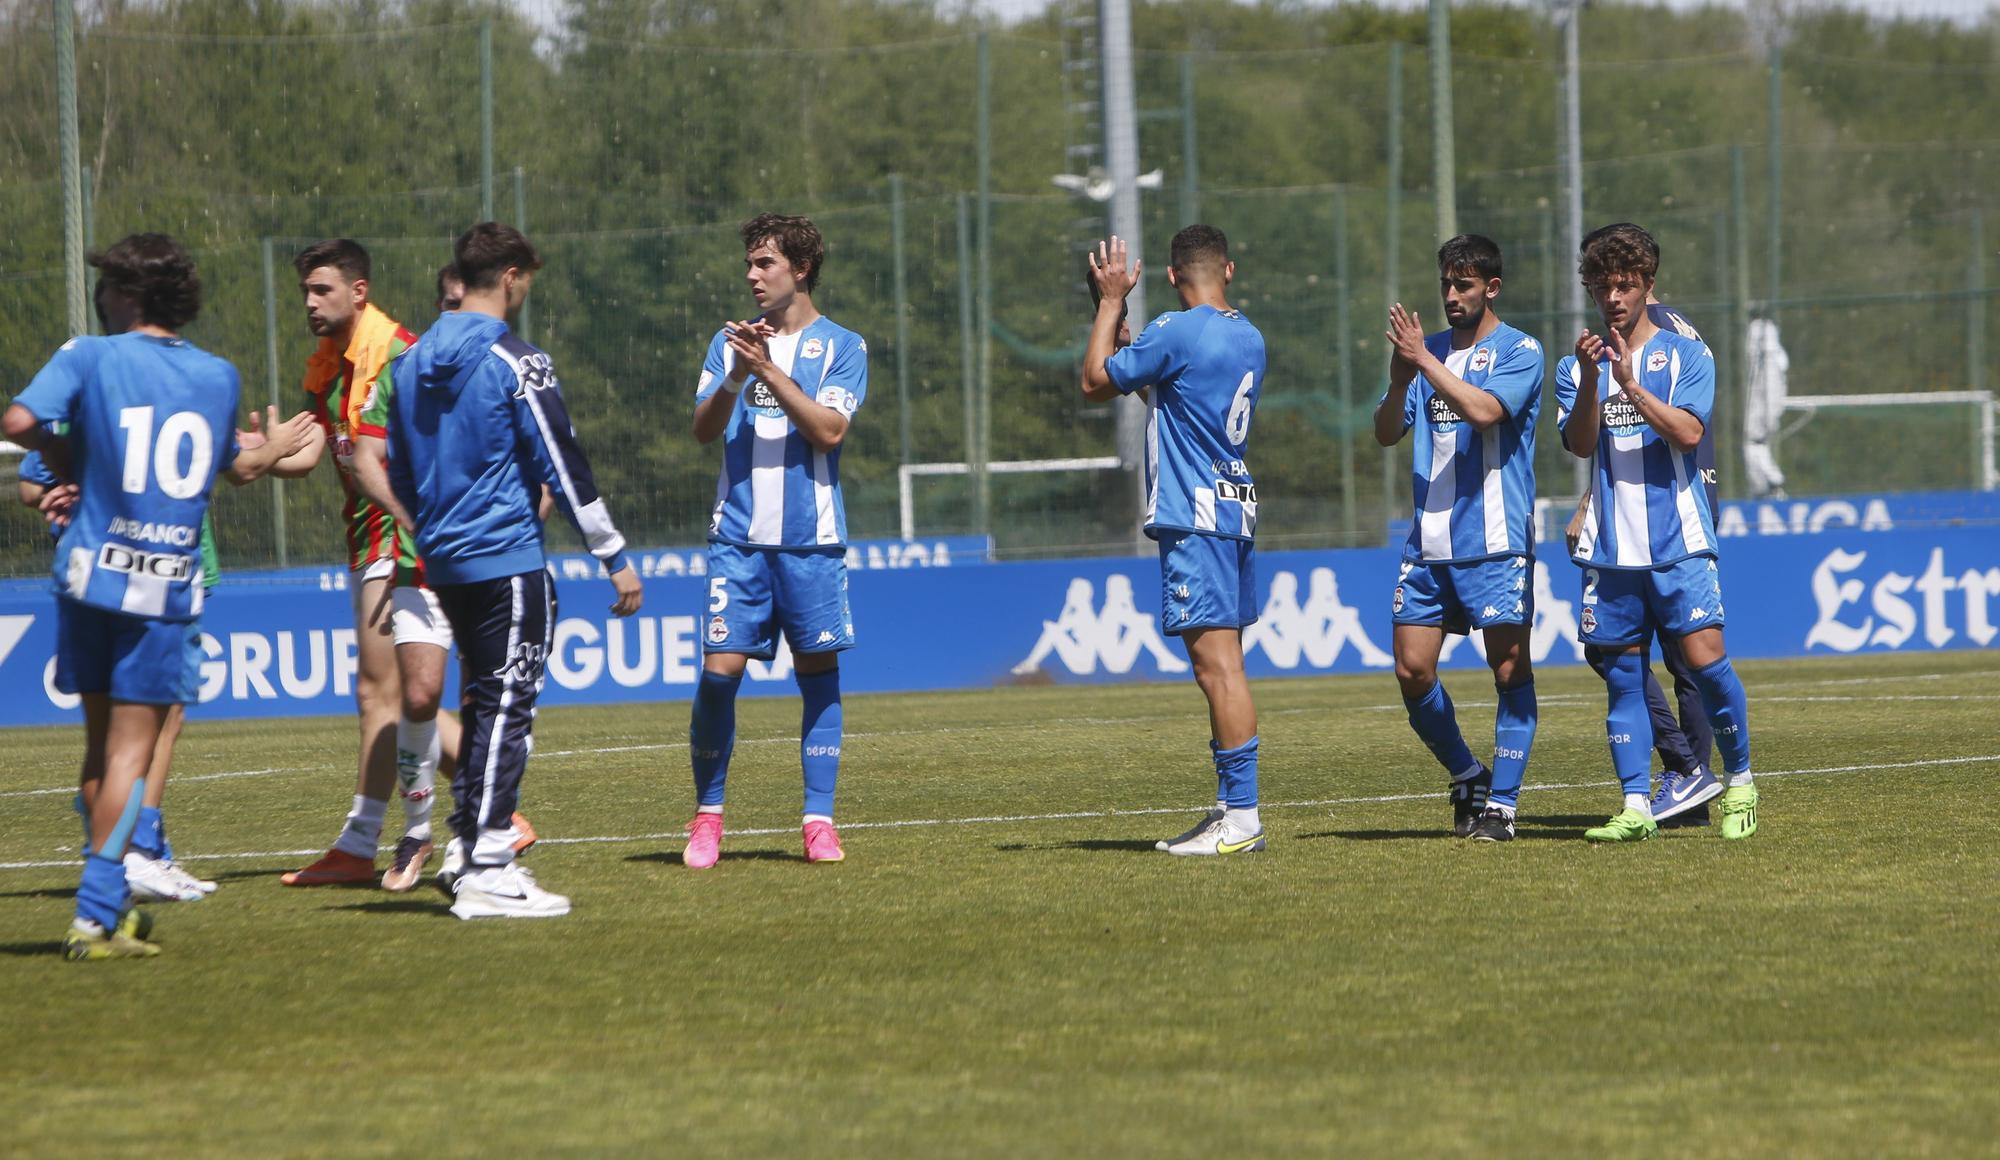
1491;680;1537;810
75;853;129;931
689;670;742;808
1602;653;1656;800
797;668;843;818
133;806;167;859
1214;736;1260;809
1691;656;1752;776
1404;680;1479;779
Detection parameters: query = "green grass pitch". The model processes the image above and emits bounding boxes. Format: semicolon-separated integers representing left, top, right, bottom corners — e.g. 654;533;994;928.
2;652;1995;1157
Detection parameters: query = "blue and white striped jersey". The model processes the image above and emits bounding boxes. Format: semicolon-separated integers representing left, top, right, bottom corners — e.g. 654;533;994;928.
11;334;241;620
1104;304;1266;542
1390;322;1543;563
1556;326;1719;569
696;316;867;549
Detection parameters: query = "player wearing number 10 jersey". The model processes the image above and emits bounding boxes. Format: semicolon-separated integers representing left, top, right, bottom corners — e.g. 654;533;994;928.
1083;224;1268;857
4;233;310;958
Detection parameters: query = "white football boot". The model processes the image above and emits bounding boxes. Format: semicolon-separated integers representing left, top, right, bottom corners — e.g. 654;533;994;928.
1163;814;1266;857
449;863;571;920
123;851;206;902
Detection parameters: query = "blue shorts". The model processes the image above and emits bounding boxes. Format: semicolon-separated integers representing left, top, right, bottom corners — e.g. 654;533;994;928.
55;599;200;705
1579;555;1726;646
1392;554;1533;635
1158;532;1257;636
703;543;855;659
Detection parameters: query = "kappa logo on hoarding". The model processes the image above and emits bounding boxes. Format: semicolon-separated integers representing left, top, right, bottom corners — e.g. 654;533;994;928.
1011;575;1189;677
1241;568;1392;670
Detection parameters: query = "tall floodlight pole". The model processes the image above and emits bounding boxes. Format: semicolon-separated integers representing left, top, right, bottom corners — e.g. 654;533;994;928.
1555;0;1588;493
55;0;86;336
1428;0;1457;241
1101;0;1149;543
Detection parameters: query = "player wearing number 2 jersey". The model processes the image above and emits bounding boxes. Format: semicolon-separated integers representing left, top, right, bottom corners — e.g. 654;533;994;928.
1084;225;1269;857
3;233;312;958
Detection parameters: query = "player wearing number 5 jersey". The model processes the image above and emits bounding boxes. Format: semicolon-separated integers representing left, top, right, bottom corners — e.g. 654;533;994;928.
1083;225;1268;856
4;233;312;958
683;214;865;869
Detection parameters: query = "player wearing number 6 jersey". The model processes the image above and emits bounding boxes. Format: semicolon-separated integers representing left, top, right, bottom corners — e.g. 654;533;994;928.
1082;225;1268;856
1374;235;1544;843
3;233;312;958
683;213;865;869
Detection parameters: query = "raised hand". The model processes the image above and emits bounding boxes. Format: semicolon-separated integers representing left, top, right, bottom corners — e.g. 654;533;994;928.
1575;329;1606;387
271;408;318;458
1604;326;1636;388
1386;303;1428;363
1086;236;1142;303
724;319;776;382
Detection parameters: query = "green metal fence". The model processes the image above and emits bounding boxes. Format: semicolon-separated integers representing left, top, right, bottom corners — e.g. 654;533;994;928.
0;4;1994;574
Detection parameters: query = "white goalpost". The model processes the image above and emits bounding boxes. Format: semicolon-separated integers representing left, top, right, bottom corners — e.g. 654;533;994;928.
899;456;1124;542
1777;391;1998;492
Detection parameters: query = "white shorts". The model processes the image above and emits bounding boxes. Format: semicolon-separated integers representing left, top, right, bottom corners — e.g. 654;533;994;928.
390;583;454;650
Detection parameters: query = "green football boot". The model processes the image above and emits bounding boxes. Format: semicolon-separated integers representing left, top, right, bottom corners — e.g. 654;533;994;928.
62;909;159;961
1720;782;1759;840
1583;808;1658;843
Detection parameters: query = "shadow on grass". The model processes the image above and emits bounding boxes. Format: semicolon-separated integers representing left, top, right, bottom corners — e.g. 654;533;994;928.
0;885;77;900
324;898;453;917
0;941;66;956
1296;828;1440;842
993;839;1159;853
1298;822;1592;842
623;849;799;866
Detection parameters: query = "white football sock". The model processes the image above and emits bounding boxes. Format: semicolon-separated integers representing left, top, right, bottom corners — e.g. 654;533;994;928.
334;794;388;857
1728;769;1755;788
1225;806;1262;832
1624;793;1653;817
396;717;441;842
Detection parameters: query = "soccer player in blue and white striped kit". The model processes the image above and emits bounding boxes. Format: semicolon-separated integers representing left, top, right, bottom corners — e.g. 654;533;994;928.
1375;235;1545;843
389;222;644;917
1082;227;1268;856
1557;222;1758;842
684;214;866;869
4;233;311;957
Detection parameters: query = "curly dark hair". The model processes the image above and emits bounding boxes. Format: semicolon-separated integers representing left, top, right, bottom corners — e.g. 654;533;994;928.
741;213;825;292
1578;222;1659;284
1169;223;1230;274
89;233;202;331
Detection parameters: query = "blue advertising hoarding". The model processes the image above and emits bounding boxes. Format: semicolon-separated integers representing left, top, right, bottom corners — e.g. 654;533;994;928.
0;525;1993;727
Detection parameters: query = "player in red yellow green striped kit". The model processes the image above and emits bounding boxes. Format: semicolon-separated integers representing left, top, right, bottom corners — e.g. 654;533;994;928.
269;239;522;891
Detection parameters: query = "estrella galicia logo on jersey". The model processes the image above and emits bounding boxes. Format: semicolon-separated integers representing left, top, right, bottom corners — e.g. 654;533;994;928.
98;544;193;581
1601;393;1645;431
1646;349;1669;374
1427;394;1465;426
747;380;781;411
707;615;728;645
1470;347;1493;373
802;338;824;360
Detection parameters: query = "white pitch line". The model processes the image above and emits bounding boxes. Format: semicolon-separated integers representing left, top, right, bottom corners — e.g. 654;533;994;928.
0;751;1992;873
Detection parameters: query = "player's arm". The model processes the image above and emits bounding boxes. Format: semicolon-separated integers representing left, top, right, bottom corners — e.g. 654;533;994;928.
724;322;850;451
1606;330;1706;453
693;331;746;445
1387;305;1506;430
507;358;642;616
1373;304;1423;445
267;403;327;478
352;434;419;530
1080;236;1144;403
1562;335;1606;458
16;478;45;510
225;406;320;484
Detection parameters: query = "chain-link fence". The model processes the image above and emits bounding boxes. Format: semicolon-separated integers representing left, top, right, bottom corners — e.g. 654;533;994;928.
1;2;1994;574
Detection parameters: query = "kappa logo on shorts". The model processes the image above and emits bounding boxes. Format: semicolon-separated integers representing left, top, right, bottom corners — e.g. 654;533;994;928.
1471;347;1493;372
1646;349;1669;373
1690;607;1708;622
1175;584;1190;601
707;615;728;645
1581;606;1598;634
816;630;835;645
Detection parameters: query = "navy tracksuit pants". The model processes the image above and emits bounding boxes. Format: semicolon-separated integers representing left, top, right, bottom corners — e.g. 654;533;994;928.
434;568;555;866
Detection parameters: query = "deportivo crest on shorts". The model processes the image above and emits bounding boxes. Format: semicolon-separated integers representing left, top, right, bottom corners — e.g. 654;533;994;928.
707;615;728;645
802;338;824;360
1393;585;1406;613
1580;607;1598;634
1471;347;1493;373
